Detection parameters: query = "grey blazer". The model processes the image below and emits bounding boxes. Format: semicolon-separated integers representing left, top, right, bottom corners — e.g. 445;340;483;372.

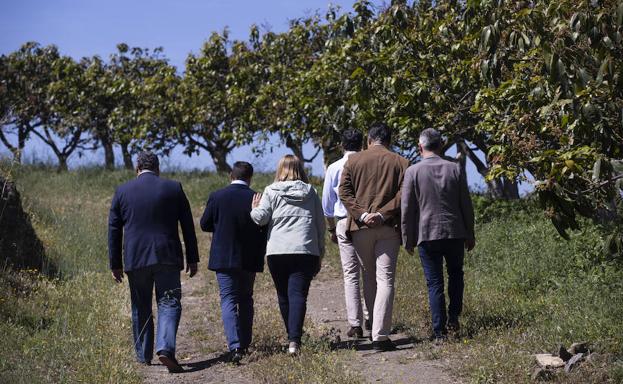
400;155;475;250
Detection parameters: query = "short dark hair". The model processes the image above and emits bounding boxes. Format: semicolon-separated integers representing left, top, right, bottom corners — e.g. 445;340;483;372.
231;161;254;181
368;122;392;145
136;151;159;172
342;129;363;151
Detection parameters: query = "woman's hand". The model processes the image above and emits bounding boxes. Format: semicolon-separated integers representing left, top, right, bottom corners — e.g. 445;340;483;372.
252;192;262;209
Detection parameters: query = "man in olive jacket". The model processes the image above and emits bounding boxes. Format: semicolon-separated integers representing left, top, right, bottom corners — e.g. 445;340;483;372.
339;123;409;351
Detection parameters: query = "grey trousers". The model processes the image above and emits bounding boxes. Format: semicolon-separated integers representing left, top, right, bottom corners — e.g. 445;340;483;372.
336;218;368;328
351;226;400;341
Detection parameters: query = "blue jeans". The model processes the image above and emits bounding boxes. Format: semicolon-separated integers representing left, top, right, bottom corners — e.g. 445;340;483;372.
418;239;464;337
126;264;182;363
267;254;318;343
215;270;256;351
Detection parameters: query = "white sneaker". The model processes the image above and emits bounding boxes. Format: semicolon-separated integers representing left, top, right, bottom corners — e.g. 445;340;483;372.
288;341;300;355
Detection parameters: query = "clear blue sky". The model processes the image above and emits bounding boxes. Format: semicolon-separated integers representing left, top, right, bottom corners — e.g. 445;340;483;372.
0;0;531;193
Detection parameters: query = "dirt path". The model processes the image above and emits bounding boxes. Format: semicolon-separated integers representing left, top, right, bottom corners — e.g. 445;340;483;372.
138;251;459;383
307;270;460;384
139;271;256;384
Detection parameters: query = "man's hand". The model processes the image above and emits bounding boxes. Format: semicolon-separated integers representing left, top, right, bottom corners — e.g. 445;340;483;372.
186;263;198;278
465;238;476;252
111;269;124;283
252;193;262;209
405;247;415;256
363;213;383;228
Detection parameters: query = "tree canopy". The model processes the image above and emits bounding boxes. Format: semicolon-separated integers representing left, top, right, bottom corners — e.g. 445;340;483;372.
1;0;622;248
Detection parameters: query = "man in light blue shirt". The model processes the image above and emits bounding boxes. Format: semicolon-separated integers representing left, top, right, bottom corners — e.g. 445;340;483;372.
322;129;368;338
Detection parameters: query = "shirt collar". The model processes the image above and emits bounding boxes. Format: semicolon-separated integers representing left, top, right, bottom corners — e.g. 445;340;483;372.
343;151;356;158
231;180;249;186
138;170;156;177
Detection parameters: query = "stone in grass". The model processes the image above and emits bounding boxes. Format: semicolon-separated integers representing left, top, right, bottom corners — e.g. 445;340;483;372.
532;367;555;381
535;354;565;369
568;342;589;355
564;353;585;374
558;345;573;362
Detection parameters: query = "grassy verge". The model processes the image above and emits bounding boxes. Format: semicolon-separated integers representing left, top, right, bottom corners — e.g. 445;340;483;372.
393;199;623;383
1;165;141;383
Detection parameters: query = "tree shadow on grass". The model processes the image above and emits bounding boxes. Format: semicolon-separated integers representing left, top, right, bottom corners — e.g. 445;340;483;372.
1;175;57;277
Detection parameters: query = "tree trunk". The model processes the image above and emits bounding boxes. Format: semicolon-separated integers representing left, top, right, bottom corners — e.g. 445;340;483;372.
208;147;232;173
457;140;519;200
57;155;68;172
16;130;26;164
320;136;341;171
101;134;115;170
120;143;133;170
284;135;305;162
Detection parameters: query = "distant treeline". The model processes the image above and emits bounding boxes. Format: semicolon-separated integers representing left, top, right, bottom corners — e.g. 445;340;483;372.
1;0;622;238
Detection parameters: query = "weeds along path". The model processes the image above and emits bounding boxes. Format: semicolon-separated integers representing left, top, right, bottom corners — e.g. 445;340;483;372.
307;271;459;384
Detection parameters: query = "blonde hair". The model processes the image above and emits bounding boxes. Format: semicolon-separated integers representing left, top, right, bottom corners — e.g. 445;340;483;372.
274;154;309;183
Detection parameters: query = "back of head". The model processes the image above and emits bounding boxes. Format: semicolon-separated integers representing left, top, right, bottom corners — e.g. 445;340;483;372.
368;123;392;145
275;154;309;183
419;128;443;152
231;161;254;182
136;151;160;174
342;129;363;152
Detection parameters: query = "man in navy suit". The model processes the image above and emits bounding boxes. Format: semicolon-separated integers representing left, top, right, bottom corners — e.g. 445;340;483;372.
200;161;266;363
108;151;199;373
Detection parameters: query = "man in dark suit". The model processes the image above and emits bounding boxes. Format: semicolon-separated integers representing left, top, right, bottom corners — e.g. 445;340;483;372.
339;123;410;351
401;128;475;342
108;151;199;373
200;161;266;363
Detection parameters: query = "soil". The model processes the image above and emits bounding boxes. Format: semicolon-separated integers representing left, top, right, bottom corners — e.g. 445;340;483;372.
138;258;460;383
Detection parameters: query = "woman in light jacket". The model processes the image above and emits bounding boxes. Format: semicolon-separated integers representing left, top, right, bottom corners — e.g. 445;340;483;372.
250;154;325;354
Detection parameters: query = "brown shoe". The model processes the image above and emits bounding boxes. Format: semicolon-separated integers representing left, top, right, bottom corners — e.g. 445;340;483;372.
347;326;363;338
158;351;183;373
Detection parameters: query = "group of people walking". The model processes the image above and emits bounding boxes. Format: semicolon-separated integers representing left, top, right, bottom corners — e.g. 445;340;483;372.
108;123;475;373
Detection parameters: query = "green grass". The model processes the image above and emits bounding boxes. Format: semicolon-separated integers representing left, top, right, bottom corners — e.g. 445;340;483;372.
2;164;621;383
394;200;623;383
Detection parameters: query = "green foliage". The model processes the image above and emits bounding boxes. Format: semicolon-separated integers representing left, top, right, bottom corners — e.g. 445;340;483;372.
394;198;623;383
2;0;623;237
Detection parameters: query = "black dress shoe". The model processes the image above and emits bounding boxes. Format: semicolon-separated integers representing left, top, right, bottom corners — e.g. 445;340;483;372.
347;326;363;338
229;348;245;364
157;351;183;373
372;339;397;352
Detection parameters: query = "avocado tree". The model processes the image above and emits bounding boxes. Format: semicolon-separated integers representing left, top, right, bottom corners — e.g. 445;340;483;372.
0;43;57;163
472;0;623;237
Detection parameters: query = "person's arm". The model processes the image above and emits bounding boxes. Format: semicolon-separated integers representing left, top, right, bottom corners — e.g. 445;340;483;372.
108;188;124;282
250;188;273;226
338;160;367;220
401;168;418;252
458;164;476;250
377;158;409;222
199;194;216;232
178;183;199;275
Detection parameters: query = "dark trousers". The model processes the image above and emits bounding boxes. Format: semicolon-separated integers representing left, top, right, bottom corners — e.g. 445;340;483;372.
215;270;256;351
267;254;318;343
418;239;464;337
126;264;182;363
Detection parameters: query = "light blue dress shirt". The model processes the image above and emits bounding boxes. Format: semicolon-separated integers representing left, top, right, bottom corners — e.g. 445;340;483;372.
322;151;356;218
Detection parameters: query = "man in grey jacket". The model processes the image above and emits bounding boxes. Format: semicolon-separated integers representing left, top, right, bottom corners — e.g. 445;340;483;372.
401;128;475;341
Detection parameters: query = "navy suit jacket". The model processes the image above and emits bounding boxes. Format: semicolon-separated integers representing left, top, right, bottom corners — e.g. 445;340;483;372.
108;172;199;272
200;183;266;272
